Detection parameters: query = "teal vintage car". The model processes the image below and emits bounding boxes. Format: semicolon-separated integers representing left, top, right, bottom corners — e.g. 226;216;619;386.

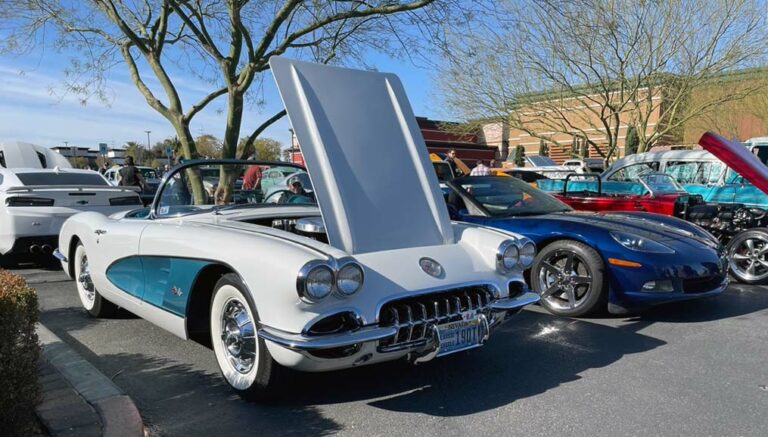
538;143;768;208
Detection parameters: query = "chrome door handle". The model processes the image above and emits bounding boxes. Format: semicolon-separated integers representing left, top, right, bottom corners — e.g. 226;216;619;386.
94;229;107;235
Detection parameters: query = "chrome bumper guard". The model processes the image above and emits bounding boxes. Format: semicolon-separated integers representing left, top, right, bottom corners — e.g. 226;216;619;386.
258;325;398;351
258;292;540;353
52;248;68;262
489;292;540;310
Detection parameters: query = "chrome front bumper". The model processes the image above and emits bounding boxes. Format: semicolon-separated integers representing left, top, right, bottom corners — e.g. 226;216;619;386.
258;291;540;354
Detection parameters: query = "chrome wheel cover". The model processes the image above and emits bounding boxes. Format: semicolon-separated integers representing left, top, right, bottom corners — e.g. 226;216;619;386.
219;298;257;374
77;251;95;306
729;235;768;282
537;250;594;311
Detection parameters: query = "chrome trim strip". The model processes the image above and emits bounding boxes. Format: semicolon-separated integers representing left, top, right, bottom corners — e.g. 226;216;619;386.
52;248;67;262
258;325;398;351
489;292;540;310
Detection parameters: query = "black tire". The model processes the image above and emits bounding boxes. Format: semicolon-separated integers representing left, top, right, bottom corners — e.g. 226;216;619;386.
0;253;18;269
726;228;768;285
209;273;288;402
531;240;607;317
73;243;119;318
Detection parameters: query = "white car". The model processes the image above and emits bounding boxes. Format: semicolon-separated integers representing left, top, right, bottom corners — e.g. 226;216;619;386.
0;142;142;266
104;165;162;205
55;58;538;401
563;158;605;174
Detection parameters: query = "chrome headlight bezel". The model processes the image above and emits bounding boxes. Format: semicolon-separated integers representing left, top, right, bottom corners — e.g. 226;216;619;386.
610;231;675;254
297;260;335;303
335;260;365;296
496;240;520;273
519;241;536;268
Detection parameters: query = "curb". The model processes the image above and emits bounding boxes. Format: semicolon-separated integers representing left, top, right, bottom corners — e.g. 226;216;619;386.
37;323;144;437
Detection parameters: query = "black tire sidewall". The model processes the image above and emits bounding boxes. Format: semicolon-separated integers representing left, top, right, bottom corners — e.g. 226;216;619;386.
532;240;606;317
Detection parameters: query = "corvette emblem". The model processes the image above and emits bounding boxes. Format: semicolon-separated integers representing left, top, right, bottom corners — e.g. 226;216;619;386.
75;200;89;205
419;257;444;278
170;286;183;297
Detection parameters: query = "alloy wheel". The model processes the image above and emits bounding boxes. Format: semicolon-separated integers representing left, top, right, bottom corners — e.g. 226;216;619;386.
537;250;594;311
729;235;768;282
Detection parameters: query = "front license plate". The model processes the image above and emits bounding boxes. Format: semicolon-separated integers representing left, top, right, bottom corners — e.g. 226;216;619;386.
436;317;485;357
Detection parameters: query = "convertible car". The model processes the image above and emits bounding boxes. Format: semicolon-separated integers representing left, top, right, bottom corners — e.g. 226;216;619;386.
55;58;539;400
445;176;727;316
553;133;768;285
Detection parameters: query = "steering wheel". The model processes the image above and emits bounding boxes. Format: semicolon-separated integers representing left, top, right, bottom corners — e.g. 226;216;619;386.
264;189;291;204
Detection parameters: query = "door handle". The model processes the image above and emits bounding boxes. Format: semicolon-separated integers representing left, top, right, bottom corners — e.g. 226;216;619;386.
94;229;107;235
633;202;645;211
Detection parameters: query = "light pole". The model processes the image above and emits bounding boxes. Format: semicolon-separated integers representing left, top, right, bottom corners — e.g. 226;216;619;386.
144;130;151;164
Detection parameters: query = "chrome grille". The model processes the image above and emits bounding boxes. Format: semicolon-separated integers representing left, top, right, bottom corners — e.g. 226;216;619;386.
378;287;493;352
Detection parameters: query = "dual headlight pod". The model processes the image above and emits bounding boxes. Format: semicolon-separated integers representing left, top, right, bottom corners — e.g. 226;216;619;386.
497;239;536;273
297;259;364;303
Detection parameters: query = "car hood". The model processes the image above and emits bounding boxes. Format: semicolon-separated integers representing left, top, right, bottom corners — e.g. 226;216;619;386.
542;211;714;245
699;132;768;195
270;57;453;255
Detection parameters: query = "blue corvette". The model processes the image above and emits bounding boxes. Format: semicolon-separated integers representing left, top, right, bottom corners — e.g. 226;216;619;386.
445;176;728;316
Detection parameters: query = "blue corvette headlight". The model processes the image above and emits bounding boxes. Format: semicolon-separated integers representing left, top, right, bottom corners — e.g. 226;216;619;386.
610;231;674;254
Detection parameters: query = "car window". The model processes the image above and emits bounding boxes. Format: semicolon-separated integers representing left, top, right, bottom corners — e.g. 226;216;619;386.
665;160;724;185
457;176;571;217
607;162;659;181
15;172;109;186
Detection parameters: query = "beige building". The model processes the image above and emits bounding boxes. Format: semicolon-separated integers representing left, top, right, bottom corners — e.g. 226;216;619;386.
479;88;665;164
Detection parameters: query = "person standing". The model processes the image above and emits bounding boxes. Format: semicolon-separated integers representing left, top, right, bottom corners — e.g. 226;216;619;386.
470;160;491;176
446;148;463;177
118;156;146;190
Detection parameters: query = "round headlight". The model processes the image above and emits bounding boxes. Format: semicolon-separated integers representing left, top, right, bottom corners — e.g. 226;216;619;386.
519;241;536;268
337;262;364;296
497;240;520;272
299;263;334;302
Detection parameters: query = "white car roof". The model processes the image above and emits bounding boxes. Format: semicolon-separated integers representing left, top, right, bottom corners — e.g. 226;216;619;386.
0;142;72;169
270;57;453;254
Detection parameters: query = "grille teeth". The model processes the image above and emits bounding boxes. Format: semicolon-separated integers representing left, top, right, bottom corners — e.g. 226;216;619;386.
378;287;492;352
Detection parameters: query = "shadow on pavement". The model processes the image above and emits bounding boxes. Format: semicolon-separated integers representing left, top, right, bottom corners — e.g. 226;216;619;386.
278;310;665;416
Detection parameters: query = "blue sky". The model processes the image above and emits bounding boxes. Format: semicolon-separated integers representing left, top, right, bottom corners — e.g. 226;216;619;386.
0;46;445;151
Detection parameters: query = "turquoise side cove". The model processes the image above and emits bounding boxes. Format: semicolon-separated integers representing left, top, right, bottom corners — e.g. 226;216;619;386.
107;256;212;316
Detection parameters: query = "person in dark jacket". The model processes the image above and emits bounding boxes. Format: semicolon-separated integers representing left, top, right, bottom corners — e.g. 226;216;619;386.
119;156;146;190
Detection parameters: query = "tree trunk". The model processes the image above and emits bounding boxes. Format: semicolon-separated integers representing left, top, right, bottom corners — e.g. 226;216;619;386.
170;118;206;205
222;91;244;159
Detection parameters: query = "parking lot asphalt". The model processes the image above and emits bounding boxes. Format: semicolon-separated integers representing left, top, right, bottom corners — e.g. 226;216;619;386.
21;265;768;437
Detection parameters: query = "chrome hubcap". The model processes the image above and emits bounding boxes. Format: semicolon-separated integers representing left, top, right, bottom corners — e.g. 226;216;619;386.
537;250;593;311
730;236;768;281
78;255;95;302
220;299;256;374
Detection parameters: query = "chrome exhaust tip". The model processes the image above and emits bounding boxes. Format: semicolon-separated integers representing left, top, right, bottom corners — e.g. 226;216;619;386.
41;244;53;255
29;244;41;254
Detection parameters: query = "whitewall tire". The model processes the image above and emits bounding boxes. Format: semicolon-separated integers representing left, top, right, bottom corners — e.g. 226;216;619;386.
74;243;117;317
210;273;286;401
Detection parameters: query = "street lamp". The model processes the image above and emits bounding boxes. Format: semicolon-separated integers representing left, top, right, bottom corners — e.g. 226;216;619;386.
143;130;151;164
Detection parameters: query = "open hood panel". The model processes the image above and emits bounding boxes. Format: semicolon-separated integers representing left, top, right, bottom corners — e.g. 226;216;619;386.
270;57;453;254
699;132;768;195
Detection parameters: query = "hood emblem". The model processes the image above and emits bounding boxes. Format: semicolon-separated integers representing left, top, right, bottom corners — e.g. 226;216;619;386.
419;257;444;278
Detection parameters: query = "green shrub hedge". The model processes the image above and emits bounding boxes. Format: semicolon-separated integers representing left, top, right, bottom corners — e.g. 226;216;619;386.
0;270;40;435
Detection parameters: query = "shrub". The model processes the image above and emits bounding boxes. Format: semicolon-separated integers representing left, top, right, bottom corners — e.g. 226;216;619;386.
0;270;40;435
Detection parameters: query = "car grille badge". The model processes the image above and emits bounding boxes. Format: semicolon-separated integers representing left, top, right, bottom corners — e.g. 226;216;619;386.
419;257;444;278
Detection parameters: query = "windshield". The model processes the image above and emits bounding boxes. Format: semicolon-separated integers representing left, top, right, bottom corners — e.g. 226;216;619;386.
455;176;571;217
155;162;313;217
139;168;159;179
15;172;109;186
527;156;558;167
638;173;686;195
433;162;454;182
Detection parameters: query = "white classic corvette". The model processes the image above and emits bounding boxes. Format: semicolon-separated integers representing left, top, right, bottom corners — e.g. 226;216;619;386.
0;141;142;266
56;58;539;400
